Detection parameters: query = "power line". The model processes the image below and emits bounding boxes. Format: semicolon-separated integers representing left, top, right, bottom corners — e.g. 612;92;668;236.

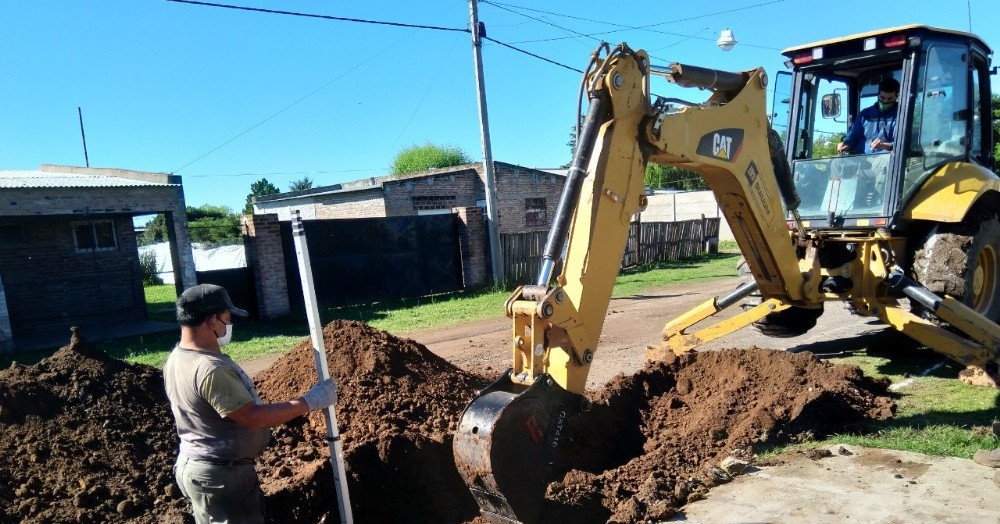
166;2;443;173
482;1;600;45
484;0;783;50
165;0;469;33
488;0;784;30
163;0;584;173
484;36;583;73
184;168;388;178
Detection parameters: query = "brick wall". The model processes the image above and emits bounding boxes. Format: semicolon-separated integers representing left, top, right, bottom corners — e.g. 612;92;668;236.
255;189;388;221
0;184;198;290
314;190;386;219
242;213;290;319
384;169;482;216
493;164;565;234
0;186;185;216
453;206;488;289
250;163;566;237
0;216;145;342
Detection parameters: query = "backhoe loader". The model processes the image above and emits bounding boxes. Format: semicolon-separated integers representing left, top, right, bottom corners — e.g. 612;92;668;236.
454;26;1000;524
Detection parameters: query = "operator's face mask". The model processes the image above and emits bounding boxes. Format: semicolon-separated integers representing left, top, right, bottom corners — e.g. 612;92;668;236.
877;92;898;111
214;315;234;347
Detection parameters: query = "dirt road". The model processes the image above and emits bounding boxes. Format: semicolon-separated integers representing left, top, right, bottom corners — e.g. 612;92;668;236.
395;277;900;388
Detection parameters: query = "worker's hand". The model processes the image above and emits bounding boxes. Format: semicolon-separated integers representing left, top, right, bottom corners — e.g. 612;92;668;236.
836;142;849;153
870;138;891;151
302;378;338;411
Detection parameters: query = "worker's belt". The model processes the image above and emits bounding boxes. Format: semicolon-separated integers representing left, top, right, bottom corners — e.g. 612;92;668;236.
190;457;255;466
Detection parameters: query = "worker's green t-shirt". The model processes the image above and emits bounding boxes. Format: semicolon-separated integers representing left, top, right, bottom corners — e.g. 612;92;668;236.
201;367;254;417
163;346;271;461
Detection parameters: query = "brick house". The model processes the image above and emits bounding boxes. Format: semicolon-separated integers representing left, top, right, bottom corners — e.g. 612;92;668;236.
252;162;565;234
240;162;563;315
0;165;197;352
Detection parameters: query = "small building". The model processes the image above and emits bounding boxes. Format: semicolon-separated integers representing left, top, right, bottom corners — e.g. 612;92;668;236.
0;165;197;352
253;162;565;234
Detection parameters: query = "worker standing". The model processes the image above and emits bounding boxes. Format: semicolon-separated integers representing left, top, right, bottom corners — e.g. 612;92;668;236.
163;284;338;523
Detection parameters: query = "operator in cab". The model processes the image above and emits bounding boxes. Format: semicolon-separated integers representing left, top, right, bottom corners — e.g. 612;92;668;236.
837;78;900;155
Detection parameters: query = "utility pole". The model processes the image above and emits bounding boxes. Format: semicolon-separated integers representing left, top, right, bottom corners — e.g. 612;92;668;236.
78;107;90;167
468;0;505;284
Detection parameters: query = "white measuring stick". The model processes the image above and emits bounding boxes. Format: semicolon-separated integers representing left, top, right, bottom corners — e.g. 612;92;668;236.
290;210;353;524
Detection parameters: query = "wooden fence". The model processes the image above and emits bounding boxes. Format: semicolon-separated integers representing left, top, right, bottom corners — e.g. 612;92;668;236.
500;217;720;284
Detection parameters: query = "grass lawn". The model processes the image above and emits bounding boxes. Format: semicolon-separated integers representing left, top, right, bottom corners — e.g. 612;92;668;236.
763;331;1000;459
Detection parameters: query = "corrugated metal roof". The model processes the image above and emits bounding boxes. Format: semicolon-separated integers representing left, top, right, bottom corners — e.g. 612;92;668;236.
0;170;178;188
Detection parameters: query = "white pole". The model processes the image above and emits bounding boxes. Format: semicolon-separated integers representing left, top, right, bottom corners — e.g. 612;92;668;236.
290;210;353;524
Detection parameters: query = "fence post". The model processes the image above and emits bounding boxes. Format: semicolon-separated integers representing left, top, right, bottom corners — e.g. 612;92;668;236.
635;213;642;266
703;214;719;254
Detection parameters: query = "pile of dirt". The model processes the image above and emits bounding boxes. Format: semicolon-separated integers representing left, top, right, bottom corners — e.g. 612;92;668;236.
541;348;896;522
253;320;491;524
0;321;895;524
0;328;188;524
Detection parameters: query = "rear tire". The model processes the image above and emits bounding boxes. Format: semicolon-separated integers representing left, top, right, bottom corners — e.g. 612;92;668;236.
738;258;824;337
912;216;1000;323
752;304;824;338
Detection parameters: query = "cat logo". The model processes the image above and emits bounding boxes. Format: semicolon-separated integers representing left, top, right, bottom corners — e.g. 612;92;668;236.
696;128;744;162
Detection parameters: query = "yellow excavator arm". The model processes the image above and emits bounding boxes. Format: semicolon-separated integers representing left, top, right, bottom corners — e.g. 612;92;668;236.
453;44;812;524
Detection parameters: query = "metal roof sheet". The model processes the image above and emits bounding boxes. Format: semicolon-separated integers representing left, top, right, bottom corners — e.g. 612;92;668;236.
0;170;178;189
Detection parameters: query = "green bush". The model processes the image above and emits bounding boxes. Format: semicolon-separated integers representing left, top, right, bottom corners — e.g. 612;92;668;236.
140;250;163;286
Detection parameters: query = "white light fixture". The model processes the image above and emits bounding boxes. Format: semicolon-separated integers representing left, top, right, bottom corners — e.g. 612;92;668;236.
717;28;737;51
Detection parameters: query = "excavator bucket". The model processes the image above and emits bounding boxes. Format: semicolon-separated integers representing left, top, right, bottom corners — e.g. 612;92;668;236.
454;370;581;524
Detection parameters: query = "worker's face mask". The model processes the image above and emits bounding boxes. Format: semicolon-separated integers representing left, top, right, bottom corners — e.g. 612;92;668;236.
877;93;897;111
214;315;234;347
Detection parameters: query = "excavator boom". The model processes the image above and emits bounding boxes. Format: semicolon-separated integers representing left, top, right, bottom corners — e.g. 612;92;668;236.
454;44;806;524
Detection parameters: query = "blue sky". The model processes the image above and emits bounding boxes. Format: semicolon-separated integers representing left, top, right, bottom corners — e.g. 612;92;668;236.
2;0;997;217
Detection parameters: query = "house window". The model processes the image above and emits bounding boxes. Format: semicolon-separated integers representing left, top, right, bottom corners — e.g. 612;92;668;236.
525;198;547;227
412;195;456;212
73;220;118;253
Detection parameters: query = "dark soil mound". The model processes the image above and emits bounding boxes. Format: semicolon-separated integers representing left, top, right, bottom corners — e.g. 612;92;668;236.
541;348;895;522
254;320;492;524
0;328;188;524
0;322;895;524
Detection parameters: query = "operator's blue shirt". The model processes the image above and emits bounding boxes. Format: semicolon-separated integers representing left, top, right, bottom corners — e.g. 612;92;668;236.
844;102;897;154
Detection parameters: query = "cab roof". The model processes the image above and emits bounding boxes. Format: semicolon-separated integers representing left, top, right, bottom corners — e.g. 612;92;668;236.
781;24;991;57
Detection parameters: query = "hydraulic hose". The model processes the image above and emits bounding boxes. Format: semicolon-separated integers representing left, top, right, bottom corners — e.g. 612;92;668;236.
537;94;606;286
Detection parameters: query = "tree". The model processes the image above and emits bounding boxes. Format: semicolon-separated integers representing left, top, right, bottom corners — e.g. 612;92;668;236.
244;178;280;214
644;163;708;191
289;177;314;191
139;205;242;247
563;124;577;168
187;204;242;246
390;143;470;176
139;214;168;246
811;132;842;159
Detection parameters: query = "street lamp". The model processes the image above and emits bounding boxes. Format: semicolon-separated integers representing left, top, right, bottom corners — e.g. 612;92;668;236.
717;28;737;51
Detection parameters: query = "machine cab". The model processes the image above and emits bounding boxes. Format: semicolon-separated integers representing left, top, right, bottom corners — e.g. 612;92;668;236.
774;25;994;228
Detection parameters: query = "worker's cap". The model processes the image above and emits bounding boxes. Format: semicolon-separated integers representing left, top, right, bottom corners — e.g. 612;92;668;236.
176;284;249;318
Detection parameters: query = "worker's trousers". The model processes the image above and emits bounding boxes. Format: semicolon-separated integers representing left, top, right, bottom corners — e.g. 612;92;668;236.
174;455;265;524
